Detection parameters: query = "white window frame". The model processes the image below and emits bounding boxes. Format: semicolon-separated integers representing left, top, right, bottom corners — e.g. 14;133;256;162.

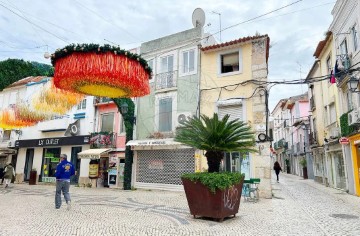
77;99;87;110
154;91;177;132
147;58;155;83
179;46;197;77
217;48;243;77
157;51;177;74
351;24;359;52
100;112;115;133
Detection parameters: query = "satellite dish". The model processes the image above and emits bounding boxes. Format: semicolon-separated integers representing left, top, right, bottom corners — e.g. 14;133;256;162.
192;8;205;28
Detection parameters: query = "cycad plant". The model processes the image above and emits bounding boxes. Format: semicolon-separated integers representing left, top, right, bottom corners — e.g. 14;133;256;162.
175;113;256;173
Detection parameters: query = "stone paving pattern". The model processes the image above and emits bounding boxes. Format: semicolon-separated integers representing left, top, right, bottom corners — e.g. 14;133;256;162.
1;174;360;236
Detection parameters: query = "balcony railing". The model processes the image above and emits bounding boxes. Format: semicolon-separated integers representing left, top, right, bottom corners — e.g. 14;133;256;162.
155;71;177;90
335;54;351;84
90;132;117;148
94;97;113;105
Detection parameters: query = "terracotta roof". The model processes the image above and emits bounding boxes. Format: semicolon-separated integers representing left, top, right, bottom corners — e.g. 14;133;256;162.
201;34;270;62
313;31;332;58
5;76;51;89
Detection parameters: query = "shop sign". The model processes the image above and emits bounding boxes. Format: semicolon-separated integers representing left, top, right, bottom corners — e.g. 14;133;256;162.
339;137;350;145
15;135;90;148
42;177;56;183
89;163;99;178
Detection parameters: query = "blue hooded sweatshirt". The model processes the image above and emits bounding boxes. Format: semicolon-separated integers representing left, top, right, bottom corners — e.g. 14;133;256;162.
55;159;75;181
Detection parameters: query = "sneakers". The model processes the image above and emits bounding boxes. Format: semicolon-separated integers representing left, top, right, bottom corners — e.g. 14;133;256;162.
66;202;71;211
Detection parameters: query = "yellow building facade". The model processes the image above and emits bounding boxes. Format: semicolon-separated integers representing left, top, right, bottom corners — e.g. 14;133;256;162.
199;35;272;197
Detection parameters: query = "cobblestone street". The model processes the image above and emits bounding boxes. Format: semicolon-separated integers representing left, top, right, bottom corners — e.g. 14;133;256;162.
1;173;360;236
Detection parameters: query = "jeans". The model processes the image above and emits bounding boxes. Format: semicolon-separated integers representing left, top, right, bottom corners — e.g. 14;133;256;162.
55;180;71;208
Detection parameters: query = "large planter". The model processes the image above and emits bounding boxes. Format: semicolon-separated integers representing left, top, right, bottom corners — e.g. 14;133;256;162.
303;167;308;179
181;176;244;222
29;170;37;185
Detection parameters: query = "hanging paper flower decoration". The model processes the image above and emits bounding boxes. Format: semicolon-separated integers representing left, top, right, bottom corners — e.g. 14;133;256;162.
51;44;151;98
0;105;50;129
32;80;84;115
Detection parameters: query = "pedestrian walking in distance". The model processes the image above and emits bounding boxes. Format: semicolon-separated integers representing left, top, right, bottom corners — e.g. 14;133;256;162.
3;163;15;188
55;154;75;210
273;161;282;183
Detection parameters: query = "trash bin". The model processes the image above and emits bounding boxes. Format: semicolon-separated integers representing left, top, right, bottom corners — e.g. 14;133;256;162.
29;170;37;185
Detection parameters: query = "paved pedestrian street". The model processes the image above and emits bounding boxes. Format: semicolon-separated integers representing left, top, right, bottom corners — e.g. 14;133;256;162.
1;174;360;236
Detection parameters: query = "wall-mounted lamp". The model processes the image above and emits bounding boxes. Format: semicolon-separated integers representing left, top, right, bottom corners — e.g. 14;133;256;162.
120;103;136;125
347;76;360;93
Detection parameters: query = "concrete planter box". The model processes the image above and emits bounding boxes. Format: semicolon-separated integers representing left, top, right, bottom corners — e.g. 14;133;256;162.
181;176;244;222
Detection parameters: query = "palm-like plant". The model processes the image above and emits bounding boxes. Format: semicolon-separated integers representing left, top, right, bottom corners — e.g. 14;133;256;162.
175;113;256;173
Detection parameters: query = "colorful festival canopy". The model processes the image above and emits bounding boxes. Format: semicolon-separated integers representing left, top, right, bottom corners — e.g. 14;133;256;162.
51;44;151;98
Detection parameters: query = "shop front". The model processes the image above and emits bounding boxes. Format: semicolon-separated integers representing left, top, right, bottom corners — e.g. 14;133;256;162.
325;140;347;190
127;139;196;191
349;134;360;196
77;149;125;188
15;135;90;183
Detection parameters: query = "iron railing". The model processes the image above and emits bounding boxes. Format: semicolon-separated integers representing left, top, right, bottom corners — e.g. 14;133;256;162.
155;71;177;90
90;132;117;148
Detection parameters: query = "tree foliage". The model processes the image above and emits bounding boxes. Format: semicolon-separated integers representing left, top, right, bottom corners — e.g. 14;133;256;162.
175;113;257;172
0;59;54;91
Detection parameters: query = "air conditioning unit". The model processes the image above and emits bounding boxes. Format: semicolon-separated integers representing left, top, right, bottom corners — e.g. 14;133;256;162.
348;109;360;126
330;127;340;139
176;112;194;126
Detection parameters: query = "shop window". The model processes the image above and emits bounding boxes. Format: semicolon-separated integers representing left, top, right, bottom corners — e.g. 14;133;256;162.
42;148;61;181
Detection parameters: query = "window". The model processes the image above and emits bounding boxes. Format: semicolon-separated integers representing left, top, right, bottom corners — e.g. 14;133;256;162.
159;98;172;132
340;39;348;55
326;55;332;75
119;115;125;134
2;130;11;141
221;52;239;73
77;99;86;110
347;91;353;111
182;49;195;73
351;25;359;51
101;113;114;132
329;103;336;124
148;59;154;80
160;55;174;73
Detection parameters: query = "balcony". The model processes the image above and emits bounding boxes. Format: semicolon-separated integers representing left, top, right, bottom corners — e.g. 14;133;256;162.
94;97;113;105
90;132;117;148
335;54;351;84
155;71;177;91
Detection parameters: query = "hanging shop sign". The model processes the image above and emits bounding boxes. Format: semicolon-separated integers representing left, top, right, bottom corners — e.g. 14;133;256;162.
89;160;99;179
339;137;350;145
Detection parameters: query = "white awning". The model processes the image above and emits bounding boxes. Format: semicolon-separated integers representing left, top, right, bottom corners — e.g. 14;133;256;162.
77;148;111;159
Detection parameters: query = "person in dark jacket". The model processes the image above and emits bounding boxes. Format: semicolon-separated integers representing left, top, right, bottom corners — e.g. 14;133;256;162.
3;163;15;188
273;161;282;183
55;154;75;210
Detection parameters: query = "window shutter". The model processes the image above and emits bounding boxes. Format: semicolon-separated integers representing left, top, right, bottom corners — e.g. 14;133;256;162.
218;105;243;121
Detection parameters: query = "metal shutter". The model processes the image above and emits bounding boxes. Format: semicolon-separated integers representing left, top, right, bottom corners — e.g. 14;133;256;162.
218;105;243;121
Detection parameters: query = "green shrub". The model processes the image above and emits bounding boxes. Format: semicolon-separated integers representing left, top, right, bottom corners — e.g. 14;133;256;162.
182;172;244;193
299;158;307;167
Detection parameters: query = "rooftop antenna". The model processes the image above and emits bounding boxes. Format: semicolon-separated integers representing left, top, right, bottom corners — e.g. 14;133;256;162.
192;8;205;28
211;11;221;42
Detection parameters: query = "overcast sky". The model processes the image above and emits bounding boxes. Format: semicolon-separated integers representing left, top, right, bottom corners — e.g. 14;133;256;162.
0;0;335;111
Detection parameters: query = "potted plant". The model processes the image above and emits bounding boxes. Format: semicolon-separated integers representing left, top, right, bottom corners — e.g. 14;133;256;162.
299;158;308;179
175;113;256;222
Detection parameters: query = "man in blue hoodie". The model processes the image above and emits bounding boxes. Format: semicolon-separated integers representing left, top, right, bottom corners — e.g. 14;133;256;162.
55;154;75;210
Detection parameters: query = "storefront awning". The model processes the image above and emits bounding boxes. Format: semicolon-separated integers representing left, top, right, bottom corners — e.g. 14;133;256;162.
77;148;111;159
126;138;190;150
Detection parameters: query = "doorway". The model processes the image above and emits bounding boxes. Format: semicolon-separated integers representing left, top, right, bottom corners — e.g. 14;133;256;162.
24;149;34;181
70;147;82;184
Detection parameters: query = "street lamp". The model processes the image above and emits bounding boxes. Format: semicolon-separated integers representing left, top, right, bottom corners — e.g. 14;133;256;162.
120;103;136;125
347;76;360;93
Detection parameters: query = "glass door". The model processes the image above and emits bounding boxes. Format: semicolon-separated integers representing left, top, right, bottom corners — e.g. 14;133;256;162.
24;149;34;181
70;147;82;184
